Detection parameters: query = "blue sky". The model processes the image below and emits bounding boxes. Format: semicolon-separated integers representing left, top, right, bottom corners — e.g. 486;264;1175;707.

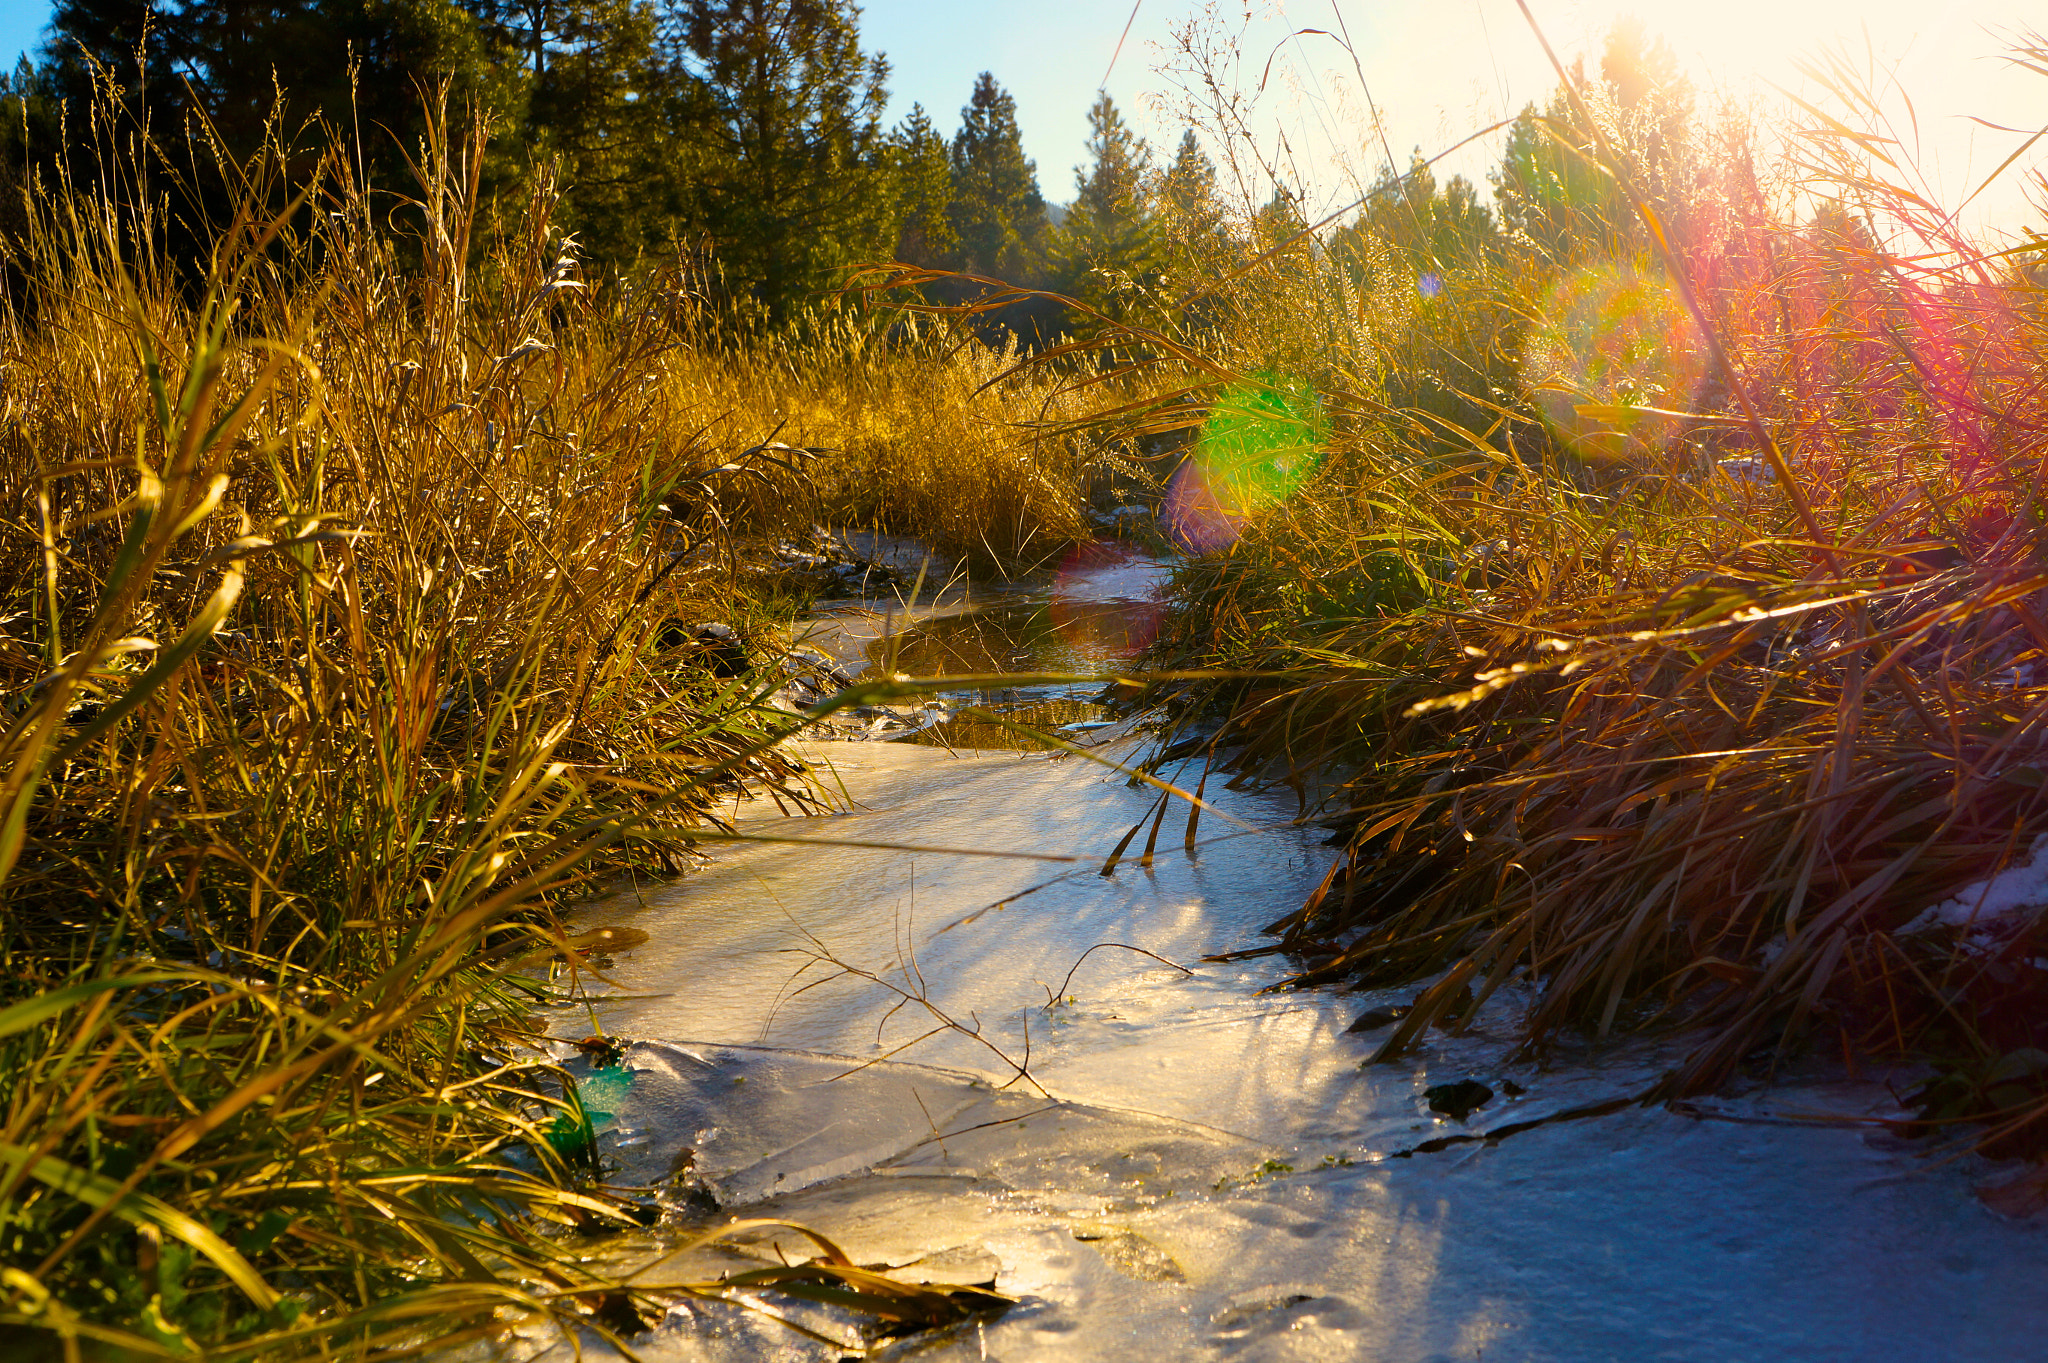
2;0;43;73
4;1;2043;235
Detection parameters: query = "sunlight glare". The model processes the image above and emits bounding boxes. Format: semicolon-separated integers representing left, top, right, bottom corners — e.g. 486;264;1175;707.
1553;0;2043;219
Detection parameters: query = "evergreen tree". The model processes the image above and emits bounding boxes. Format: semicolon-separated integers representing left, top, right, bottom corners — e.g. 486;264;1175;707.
28;0;498;272
0;57;63;263
1251;185;1307;254
1068;90;1147;234
663;0;894;317
1598;18;1701;250
464;0;560;77
1491;81;1621;261
41;0;496;178
40;0;187;152
1310;152;1514;460
41;0;165;91
1601;18;1692;165
1348;149;1495;275
1152;127;1231;329
1158;128;1221;243
1491;23;1699;264
163;1;492;153
520;0;675;264
888;101;953;266
944;71;1044;278
1054;90;1160;326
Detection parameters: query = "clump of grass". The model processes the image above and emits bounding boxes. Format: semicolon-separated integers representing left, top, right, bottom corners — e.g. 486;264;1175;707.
645;291;1112;571
0;100;851;1356
1138;32;2048;1155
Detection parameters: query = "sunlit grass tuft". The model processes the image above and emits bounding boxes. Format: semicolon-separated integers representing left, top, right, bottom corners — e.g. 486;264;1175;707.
1128;31;2048;1157
0;103;865;1356
646;298;1110;570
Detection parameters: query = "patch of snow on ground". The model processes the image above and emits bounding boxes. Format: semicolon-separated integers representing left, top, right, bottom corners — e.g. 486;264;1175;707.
1899;833;2048;935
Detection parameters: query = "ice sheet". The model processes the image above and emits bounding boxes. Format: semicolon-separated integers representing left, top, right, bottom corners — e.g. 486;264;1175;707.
524;737;2048;1363
510;550;2048;1362
517;1037;2048;1363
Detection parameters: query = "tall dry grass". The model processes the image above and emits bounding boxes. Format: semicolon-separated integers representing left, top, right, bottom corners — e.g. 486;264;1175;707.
1139;33;2048;1156
0;76;1096;1348
0;100;873;1356
654;306;1106;568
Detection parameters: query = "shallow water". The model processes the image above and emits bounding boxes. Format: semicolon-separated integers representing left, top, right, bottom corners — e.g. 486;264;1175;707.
524;550;2048;1362
789;541;1172;748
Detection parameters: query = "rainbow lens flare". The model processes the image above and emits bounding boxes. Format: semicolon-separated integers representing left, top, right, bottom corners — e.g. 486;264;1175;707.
1162;377;1326;553
1522;263;1706;463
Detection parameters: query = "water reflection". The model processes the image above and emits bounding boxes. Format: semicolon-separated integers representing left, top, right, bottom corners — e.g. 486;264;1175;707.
869;545;1169;750
909;695;1109;751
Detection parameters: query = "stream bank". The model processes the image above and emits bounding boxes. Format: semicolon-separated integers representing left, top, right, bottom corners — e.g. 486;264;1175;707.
515;548;2048;1362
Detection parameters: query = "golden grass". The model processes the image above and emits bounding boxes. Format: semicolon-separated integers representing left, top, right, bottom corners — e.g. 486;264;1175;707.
653;309;1104;569
0;102;1053;1356
9;30;2048;1351
1133;34;2048;1154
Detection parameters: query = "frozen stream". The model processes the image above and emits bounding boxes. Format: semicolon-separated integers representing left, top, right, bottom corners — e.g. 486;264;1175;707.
521;549;2048;1361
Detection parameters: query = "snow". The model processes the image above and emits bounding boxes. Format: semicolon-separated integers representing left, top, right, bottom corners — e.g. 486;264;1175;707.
1898;833;2048;936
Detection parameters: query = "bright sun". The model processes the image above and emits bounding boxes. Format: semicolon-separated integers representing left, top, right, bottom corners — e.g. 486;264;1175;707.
1583;0;2025;90
1538;0;2046;232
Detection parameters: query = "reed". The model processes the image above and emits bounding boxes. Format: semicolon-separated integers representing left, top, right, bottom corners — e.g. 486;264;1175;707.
1138;33;2048;1155
0;97;870;1356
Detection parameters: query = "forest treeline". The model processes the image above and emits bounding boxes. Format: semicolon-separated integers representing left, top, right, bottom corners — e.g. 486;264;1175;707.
1;1;1723;342
0;0;1217;331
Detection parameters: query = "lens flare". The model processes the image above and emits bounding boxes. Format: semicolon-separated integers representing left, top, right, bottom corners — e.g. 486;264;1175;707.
1522;264;1706;463
1162;377;1325;553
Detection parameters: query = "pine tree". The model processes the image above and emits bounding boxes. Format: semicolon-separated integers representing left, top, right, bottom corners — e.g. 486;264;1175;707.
463;0;558;77
663;0;894;317
1491;84;1621;262
1251;186;1306;255
1054;90;1160;326
1491;23;1699;264
0;58;62;263
888;102;954;266
1143;127;1236;332
41;0;185;141
1599;18;1700;249
41;0;497;170
1068;90;1148;235
151;1;492;153
1159;129;1220;240
944;71;1045;279
519;0;675;265
1349;149;1495;274
42;0;156;74
33;0;496;259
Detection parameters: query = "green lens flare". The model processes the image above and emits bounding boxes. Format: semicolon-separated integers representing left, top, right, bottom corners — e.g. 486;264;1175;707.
1165;376;1326;552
